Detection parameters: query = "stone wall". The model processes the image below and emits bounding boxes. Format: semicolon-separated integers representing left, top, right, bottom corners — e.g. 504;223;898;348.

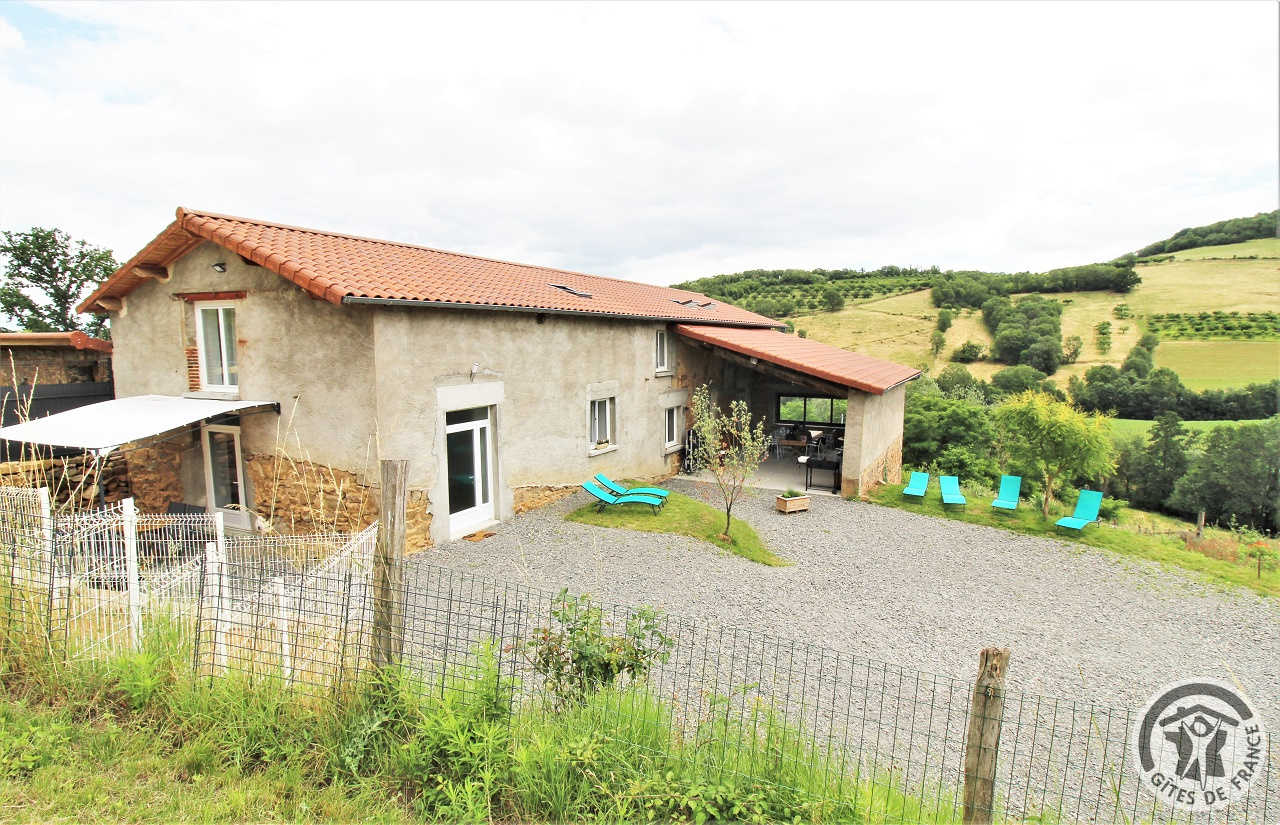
124;440;187;514
513;484;578;514
1;346;111;386
246;453;432;552
0;452;130;509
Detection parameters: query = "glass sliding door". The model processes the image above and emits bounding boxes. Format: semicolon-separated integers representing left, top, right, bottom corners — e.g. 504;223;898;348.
445;407;494;536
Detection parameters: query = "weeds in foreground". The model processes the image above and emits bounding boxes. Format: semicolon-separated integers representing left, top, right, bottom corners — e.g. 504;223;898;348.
0;624;973;824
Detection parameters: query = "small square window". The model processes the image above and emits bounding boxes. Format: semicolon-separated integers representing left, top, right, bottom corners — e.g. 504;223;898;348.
655;330;669;372
664;406;684;448
590;397;614;446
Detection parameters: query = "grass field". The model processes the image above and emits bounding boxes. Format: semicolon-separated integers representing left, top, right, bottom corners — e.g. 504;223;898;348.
1108;417;1267;439
867;484;1279;598
1169;236;1280;260
796;247;1280;391
1153;341;1280;389
566;487;787;565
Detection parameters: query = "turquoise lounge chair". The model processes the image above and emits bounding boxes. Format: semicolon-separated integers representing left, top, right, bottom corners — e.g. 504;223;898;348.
991;475;1022;511
1056;490;1103;531
593;473;669;500
581;481;664;514
902;471;929;499
939;475;966;507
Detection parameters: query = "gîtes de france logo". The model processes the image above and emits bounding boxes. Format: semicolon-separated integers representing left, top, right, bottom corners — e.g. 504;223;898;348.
1131;677;1268;812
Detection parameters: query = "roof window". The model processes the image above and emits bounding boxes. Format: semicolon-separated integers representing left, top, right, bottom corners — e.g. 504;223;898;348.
549;283;592;298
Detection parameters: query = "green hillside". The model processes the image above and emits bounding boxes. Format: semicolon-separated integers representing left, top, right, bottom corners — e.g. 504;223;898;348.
677;215;1279;398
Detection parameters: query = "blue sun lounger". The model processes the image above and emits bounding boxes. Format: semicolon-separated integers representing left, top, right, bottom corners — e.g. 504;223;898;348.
1056;490;1103;532
581;481;665;514
991;475;1022;512
939;475;966;507
593;473;669;500
902;471;929;499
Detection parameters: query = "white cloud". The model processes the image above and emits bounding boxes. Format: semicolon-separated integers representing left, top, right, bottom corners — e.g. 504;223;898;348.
0;0;1275;284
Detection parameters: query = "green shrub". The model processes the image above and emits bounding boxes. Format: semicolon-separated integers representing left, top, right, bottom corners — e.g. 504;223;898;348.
523;591;672;709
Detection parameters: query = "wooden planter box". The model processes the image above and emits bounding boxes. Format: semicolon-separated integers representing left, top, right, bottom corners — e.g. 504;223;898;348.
775;494;810;513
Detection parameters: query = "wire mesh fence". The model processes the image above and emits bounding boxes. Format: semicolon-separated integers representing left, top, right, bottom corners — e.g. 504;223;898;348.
0;485;1274;823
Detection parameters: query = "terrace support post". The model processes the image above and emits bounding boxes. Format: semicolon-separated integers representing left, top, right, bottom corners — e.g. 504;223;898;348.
963;647;1011;825
372;459;408;669
122;497;141;651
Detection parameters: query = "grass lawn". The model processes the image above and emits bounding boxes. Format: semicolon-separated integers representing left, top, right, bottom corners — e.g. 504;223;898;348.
0;701;412;824
1170;237;1280;260
867;485;1279;599
1108;417;1267;439
1153;340;1280;390
566;488;787;566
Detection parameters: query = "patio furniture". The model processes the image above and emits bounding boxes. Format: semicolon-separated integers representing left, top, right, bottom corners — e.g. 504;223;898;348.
991;475;1022;512
1055;490;1103;532
902;471;929;499
939;475;966;507
593;473;669;499
800;455;841;492
580;481;664;514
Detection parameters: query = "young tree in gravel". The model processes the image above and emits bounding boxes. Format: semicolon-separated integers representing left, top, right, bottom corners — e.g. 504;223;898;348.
689;383;771;540
993;391;1114;518
0;227;117;337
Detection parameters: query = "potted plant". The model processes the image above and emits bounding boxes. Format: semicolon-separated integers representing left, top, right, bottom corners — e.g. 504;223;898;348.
775;488;810;514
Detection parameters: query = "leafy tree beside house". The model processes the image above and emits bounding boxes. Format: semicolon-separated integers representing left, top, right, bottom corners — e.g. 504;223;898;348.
689;384;771;539
993;392;1114;518
0;227;117;337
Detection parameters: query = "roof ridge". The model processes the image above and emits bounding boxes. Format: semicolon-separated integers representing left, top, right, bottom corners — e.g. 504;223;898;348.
178;207;708;296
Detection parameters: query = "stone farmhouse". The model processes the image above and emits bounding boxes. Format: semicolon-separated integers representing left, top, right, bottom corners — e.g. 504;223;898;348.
3;208;919;548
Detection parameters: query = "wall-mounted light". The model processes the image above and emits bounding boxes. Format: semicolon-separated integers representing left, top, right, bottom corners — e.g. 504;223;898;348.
211;262;227;273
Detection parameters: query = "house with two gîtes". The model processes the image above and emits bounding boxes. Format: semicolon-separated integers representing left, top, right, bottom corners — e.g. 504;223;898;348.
0;208;920;549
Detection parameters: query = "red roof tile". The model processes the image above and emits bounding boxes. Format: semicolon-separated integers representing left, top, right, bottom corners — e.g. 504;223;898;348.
79;208;782;328
674;324;920;395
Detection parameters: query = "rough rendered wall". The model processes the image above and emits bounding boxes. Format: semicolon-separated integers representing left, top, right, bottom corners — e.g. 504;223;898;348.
840;384;906;497
372;309;682;544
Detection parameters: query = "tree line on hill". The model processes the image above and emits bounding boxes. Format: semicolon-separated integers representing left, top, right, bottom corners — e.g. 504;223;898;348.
1130;210;1278;258
929;263;1141;309
1067;335;1279;420
903;372;1279;532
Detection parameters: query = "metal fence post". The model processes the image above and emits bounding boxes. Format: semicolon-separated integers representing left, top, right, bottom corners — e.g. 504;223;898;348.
963;647;1011;824
372;459;408;669
122;497;141;651
273;575;292;683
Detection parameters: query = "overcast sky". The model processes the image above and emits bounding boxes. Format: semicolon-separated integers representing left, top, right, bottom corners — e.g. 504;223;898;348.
0;1;1275;286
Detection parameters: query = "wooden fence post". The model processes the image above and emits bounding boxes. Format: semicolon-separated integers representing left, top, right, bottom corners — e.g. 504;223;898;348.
372;459;408;668
963;647;1010;824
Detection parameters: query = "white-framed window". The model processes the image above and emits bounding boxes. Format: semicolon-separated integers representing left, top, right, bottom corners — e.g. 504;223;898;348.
201;423;250;529
590;397;614;445
195;301;238;391
664;405;684;448
655;329;669;373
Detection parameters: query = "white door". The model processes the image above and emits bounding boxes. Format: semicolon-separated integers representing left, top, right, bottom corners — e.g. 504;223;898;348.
445;407;494;537
202;424;252;530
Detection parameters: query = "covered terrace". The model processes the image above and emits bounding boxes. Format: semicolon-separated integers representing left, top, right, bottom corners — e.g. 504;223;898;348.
673;325;920;497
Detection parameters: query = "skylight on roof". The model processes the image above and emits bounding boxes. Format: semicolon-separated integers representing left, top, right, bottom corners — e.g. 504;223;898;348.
549;283;592;298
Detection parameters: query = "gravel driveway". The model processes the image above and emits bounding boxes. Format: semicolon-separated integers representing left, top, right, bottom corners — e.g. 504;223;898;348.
413;479;1280;727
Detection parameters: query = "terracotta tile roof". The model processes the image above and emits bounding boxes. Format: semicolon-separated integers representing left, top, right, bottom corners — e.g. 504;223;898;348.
0;332;112;353
79;208;782;328
674;324;920;395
